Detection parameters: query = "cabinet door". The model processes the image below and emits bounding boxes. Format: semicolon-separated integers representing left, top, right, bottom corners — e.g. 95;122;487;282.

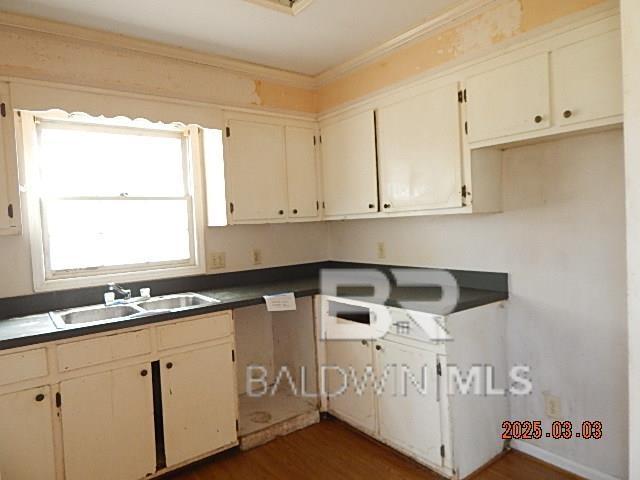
321;111;378;216
285;126;319;219
466;53;550;143
0;386;56;480
226;119;288;222
376;340;443;468
377;83;463;212
552;30;623;126
161;343;237;467
0;82;19;233
60;364;156;480
325;339;377;433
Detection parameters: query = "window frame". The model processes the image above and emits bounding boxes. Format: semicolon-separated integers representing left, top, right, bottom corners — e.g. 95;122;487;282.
21;111;208;292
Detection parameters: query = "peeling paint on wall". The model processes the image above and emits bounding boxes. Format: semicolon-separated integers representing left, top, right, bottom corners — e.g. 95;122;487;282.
316;0;608;112
0;0;610;115
453;0;523;55
253;80;317;113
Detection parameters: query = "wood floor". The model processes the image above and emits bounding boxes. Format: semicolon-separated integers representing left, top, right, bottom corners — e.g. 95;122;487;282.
166;418;583;480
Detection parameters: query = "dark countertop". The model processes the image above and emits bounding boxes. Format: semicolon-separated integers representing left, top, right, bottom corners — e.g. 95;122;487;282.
0;275;507;351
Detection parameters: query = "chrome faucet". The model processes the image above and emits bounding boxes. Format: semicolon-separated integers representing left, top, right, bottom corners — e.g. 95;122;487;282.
107;283;132;302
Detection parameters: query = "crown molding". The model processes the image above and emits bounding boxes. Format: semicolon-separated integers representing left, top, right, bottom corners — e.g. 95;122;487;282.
0;10;317;89
313;0;499;86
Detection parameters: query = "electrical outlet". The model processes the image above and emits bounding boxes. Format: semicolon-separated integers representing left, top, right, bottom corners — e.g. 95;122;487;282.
252;248;263;265
208;252;226;270
544;392;562;419
377;242;386;260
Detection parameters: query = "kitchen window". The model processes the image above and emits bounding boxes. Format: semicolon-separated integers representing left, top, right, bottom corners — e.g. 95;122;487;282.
21;112;209;290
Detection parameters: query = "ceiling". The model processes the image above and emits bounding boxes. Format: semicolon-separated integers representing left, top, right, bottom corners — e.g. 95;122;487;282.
0;0;462;75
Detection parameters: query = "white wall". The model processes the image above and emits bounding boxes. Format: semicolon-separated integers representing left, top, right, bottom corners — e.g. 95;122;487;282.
621;0;640;477
0;222;329;299
205;223;328;274
328;130;628;479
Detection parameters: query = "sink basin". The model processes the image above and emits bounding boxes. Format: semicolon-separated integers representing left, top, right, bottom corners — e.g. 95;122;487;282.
49;292;219;329
50;304;144;329
137;293;218;312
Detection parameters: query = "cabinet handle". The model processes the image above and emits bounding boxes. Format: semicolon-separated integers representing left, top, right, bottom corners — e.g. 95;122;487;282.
166;362;173;369
292;209;298;215
534;115;544;124
140;369;148;377
35;393;45;402
375;345;382;351
361;340;368;346
278;210;284;215
368;204;375;209
563;110;573;119
383;204;391;209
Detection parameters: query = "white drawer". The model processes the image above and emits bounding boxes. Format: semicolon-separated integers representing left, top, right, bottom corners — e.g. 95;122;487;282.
0;348;48;386
157;312;233;350
57;329;151;372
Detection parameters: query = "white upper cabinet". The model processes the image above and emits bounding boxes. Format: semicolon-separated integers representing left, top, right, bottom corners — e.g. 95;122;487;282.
285;126;319;219
226;119;288;222
0;82;20;234
377;82;463;213
465;53;551;143
551;30;623;126
321;110;378;217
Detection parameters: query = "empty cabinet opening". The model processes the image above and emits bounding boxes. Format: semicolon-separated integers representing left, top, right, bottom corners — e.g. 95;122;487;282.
234;297;319;449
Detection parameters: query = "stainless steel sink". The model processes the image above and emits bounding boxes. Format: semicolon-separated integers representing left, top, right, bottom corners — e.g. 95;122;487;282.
137;293;218;312
49;292;219;329
50;304;144;329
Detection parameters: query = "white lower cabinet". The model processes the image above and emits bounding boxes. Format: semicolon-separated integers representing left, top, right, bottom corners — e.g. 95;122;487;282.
0;386;57;480
376;339;444;468
325;339;376;434
59;363;156;480
161;343;237;468
321;298;508;479
0;311;238;480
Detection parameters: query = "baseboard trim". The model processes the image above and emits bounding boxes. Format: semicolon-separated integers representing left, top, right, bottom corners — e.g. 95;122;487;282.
510;440;621;480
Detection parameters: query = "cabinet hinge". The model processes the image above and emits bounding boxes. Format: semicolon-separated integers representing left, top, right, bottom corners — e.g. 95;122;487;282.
55;392;62;408
232;349;235;362
0;103;5;118
461;185;468;199
229;202;234;214
441;445;446;458
7;203;13;219
464;121;469;135
225;126;231;138
436;361;442;377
